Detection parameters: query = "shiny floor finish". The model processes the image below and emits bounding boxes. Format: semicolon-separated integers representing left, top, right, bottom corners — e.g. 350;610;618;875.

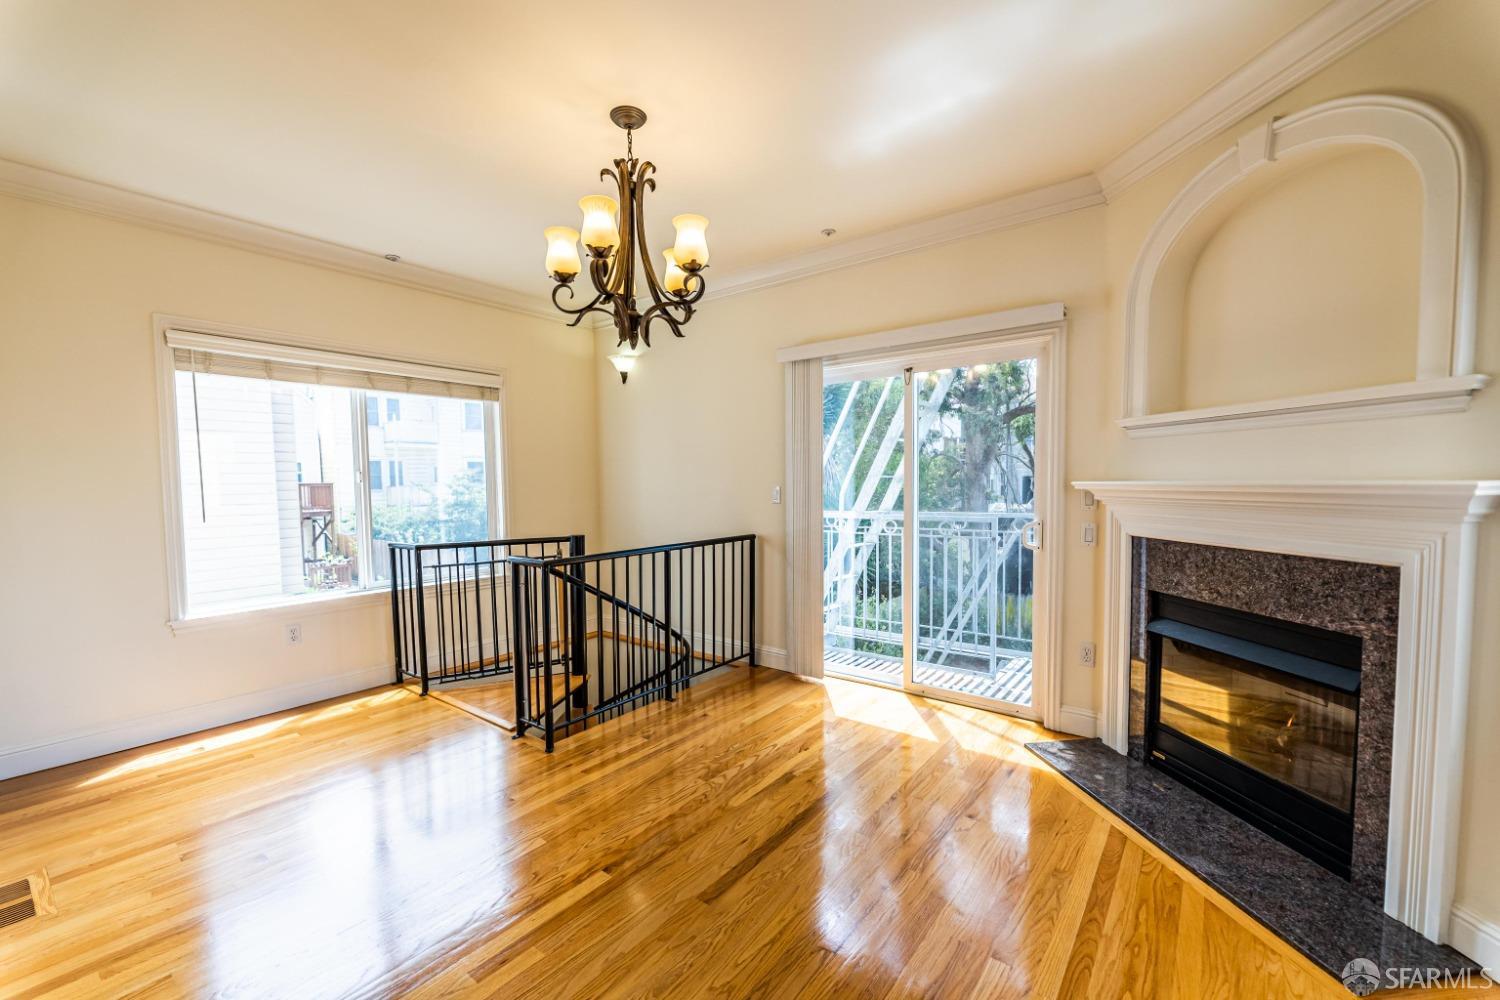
0;669;1482;998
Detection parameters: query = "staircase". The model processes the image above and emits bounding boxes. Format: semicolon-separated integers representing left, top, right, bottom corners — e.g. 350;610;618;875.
390;534;756;750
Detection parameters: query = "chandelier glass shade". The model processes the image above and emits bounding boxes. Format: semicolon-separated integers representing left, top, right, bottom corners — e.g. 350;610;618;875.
543;106;708;352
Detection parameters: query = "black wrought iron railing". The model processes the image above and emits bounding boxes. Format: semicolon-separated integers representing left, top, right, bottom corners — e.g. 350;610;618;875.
389;536;579;694
508;534;756;751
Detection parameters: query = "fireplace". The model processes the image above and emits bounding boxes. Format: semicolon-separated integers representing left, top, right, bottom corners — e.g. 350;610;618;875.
1144;592;1361;878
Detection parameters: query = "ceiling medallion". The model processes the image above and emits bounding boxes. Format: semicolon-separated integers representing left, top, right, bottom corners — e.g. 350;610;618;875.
543;105;710;359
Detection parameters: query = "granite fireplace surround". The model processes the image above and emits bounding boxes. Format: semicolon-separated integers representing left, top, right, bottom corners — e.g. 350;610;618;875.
1128;538;1399;904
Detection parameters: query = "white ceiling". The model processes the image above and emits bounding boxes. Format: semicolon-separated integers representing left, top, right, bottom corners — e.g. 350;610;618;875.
0;0;1330;296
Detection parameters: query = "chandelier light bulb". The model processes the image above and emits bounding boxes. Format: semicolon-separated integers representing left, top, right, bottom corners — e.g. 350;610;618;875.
543;226;582;281
578;195;621;256
671;214;710;270
661;249;688;294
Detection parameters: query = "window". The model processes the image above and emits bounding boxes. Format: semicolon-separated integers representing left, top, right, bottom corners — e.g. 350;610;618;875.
464;401;482;431
162;327;504;620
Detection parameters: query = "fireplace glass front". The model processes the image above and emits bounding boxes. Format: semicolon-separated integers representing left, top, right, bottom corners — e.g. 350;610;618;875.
1145;593;1362;877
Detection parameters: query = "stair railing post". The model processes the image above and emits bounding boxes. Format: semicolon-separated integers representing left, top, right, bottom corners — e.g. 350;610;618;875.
748;536;757;667
510;559;529;740
568;534;588;712
542;568;556;753
662;551;675;700
415;547;430;696
390;547;403;685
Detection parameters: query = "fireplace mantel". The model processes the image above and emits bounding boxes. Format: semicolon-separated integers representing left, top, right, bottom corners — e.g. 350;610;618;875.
1072;480;1499;945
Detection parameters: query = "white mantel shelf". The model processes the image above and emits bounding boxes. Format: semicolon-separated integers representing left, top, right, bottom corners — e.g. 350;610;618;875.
1071;479;1500;947
1075;479;1500;516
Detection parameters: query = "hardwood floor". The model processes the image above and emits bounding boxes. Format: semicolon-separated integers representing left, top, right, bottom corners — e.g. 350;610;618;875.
0;668;1487;998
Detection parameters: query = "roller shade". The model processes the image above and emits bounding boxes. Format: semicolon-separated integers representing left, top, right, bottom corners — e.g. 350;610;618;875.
167;331;502;402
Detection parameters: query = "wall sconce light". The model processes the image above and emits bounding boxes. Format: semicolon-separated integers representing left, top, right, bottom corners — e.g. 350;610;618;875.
608;353;637;384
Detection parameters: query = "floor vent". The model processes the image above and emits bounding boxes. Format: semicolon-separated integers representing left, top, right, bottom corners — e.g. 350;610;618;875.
0;879;36;929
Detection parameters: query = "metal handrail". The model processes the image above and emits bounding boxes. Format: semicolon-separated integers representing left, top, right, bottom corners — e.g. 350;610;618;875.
506;532;756;567
509;534;757;751
389;535;580;694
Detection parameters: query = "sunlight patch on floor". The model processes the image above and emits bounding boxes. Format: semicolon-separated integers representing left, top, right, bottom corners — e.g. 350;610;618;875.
924;702;1049;767
823;678;936;742
75;689;408;788
77;717;293;787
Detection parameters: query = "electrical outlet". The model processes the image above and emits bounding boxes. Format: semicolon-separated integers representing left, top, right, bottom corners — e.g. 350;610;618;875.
1082;523;1096;545
286;624;303;645
1080;642;1095;667
771;486;782;504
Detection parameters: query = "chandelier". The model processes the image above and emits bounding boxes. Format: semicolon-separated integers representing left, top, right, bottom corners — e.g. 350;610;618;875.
543;106;710;374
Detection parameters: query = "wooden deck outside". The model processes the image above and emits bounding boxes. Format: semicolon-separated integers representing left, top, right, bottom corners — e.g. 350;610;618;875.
825;647;1034;705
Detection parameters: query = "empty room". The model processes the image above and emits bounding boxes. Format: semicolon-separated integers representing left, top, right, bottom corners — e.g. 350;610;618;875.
3;1;1500;996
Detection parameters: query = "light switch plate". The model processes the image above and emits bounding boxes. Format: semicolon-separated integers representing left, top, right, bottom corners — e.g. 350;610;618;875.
1082;523;1096;545
771;486;782;504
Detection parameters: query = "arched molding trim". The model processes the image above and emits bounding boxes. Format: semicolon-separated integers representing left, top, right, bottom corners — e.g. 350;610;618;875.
1120;95;1486;436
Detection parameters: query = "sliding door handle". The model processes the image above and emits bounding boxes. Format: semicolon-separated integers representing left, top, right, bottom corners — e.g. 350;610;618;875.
1021;520;1043;551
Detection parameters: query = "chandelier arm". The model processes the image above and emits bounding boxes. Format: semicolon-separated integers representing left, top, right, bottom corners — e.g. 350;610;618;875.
640;298;694;340
550;283;611;327
676;270;708;306
612;293;640;350
614;159;637;297
632;161;666;304
585;253;613;298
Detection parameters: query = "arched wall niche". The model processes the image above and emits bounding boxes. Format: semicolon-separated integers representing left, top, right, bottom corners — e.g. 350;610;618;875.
1120;95;1486;436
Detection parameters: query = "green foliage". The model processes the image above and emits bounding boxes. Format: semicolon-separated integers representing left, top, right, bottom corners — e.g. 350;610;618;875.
917;361;1036;512
371;467;488;544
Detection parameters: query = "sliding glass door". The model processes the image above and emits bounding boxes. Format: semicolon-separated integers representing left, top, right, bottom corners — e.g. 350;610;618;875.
822;369;905;687
821;344;1044;718
910;359;1037;710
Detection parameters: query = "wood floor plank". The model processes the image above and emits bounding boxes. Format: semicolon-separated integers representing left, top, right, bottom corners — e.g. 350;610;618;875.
0;668;1478;999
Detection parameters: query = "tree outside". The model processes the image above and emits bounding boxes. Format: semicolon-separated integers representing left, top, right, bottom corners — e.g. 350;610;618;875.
372;467;488;544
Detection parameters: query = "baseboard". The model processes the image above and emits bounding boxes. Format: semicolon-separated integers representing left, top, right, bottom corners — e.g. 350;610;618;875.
753;644;788;670
0;664;394;781
1449;904;1500;970
1056;704;1098;738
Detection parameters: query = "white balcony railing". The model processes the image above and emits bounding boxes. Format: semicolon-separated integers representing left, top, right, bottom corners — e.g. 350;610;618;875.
823;509;1034;674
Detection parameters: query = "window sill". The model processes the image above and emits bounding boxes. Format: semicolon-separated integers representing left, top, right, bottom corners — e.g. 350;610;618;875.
167;587;391;634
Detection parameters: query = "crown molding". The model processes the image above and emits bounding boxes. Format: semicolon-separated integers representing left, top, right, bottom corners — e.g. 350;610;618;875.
0;158;564;323
0;1;1430;312
1096;0;1432;201
710;175;1105;299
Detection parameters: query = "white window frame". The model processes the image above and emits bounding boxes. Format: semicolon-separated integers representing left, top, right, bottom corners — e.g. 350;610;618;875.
153;313;509;628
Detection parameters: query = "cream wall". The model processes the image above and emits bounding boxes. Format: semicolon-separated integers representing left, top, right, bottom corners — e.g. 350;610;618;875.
0;194;598;777
594;0;1500;942
594;205;1110;716
1179;147;1421;410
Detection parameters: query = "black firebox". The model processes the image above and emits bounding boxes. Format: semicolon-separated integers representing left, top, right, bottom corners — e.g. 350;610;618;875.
1144;593;1361;878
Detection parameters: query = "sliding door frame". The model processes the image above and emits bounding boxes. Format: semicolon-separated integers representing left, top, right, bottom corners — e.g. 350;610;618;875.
787;304;1067;730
